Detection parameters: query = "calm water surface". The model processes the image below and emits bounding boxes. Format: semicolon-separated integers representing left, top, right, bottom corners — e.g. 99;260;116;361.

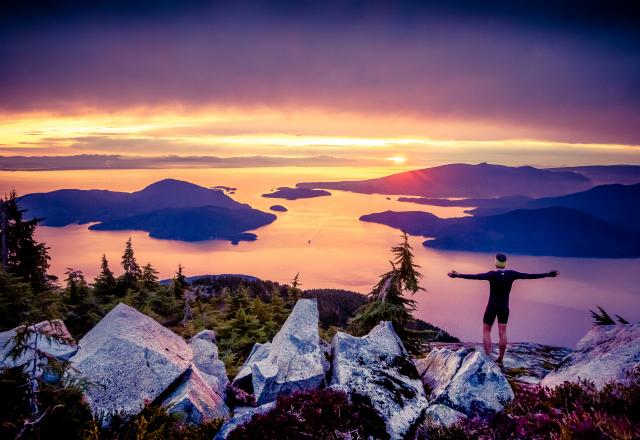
2;167;638;347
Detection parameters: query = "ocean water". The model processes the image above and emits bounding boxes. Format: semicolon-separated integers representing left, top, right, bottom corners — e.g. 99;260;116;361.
2;166;638;347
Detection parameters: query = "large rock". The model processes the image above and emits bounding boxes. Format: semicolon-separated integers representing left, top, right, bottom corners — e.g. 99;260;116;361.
424;404;467;428
232;299;326;405
161;366;229;424
70;303;193;416
417;347;514;417
0;320;77;375
541;324;640;390
428;342;571;385
232;342;271;391
213;402;276;440
190;330;229;396
330;321;428;440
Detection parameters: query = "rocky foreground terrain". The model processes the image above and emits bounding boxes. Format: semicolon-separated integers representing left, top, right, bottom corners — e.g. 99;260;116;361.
1;299;639;439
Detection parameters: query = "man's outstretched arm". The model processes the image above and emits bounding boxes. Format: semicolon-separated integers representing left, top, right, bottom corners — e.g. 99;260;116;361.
513;270;559;279
448;270;492;280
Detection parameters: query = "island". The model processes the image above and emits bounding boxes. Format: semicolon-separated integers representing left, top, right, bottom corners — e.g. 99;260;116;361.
262;186;331;200
398;195;532;209
19;179;277;242
269;205;288;212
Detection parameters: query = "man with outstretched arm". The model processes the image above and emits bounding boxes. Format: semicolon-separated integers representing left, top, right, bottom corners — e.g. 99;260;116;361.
448;253;558;365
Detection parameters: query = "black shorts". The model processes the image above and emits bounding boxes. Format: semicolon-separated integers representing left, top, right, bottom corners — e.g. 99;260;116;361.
483;304;509;325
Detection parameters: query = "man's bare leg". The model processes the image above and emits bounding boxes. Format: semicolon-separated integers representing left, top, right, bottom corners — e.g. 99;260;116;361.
482;323;493;358
497;323;508;364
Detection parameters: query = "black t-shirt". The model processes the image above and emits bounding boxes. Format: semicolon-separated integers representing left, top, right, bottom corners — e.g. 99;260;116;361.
456;270;551;309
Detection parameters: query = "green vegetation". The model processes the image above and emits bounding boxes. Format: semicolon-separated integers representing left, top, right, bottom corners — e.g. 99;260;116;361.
349;231;432;353
1;191;52;292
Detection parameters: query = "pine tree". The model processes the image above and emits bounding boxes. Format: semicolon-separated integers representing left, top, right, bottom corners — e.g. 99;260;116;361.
287;273;303;305
0;267;34;330
349;232;426;353
121;237;141;276
64;268;103;337
141;262;159;290
64;268;88;305
120;238;141;289
217;307;268;374
227;285;252;318
249;296;273;324
171;264;187;299
269;285;290;324
93;254;116;300
1;191;51;291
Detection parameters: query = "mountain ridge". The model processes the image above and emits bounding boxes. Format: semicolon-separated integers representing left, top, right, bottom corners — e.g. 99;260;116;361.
297;163;592;198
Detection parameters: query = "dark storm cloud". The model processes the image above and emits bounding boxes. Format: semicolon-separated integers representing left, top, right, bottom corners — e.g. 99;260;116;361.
1;1;639;144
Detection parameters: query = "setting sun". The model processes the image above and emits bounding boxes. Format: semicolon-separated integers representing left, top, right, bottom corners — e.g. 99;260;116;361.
386;156;407;164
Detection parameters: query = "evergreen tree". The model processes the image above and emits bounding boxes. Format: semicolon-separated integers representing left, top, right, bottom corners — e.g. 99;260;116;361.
2;191;51;291
269;285;290;324
62;267;103;337
249;296;273;324
120;237;141;290
64;268;88;305
227;285;252;318
217;306;268;374
171;264;187;299
121;237;141;276
287;273;303;305
93;254;117;300
0;267;34;330
349;232;426;353
141;262;159;290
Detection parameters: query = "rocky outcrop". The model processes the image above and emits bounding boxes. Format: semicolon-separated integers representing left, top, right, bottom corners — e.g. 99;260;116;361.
232;299;327;405
541;324;640;390
330;321;428;440
417;347;514;420
428;342;571;385
161;367;230;424
70;303;194;416
232;342;271;392
424;404;467;427
214;402;276;440
0;320;76;376
190;330;229;396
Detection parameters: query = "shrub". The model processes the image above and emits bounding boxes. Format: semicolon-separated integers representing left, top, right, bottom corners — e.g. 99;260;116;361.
225;383;256;409
416;373;640;440
227;389;390;440
98;405;223;440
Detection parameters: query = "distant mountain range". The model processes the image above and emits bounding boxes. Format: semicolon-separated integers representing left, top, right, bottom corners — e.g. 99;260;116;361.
297;163;592;198
549;165;640;185
362;182;640;258
19;179;277;242
468;183;640;232
398;195;532;210
398;183;640;233
361;207;640;258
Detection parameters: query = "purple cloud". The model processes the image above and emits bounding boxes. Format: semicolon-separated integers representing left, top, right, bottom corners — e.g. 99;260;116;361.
1;2;639;144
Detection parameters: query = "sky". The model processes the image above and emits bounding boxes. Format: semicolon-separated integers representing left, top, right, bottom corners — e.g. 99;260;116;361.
1;0;640;169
